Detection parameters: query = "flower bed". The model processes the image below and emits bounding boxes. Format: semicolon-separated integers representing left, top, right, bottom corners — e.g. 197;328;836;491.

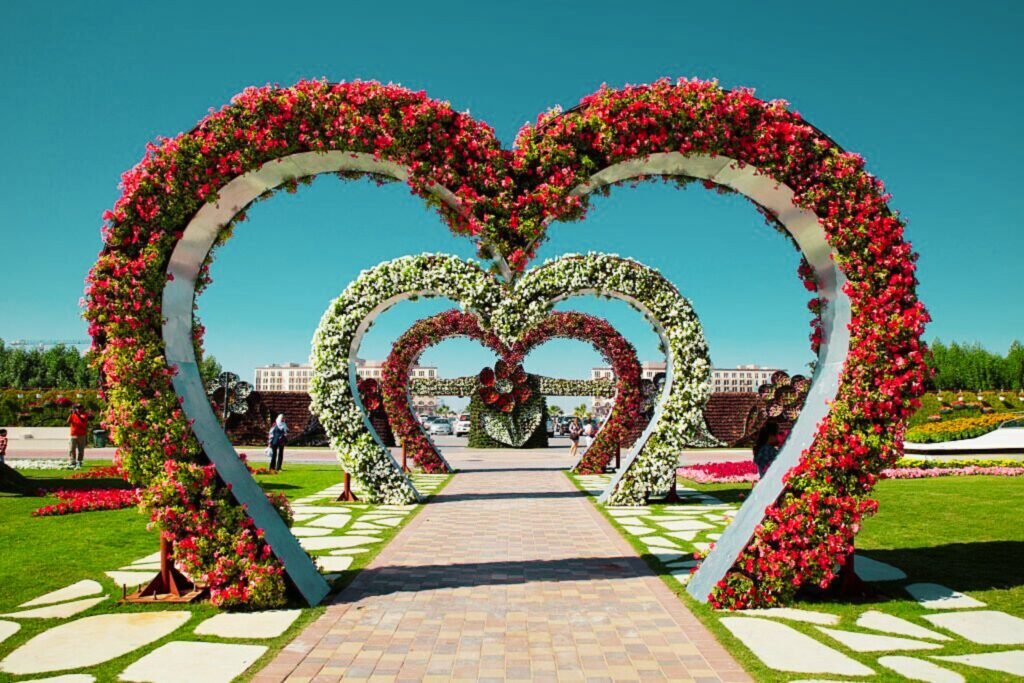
0;389;103;428
33;487;140;516
905;413;1014;443
7;459;69;471
677;457;1024;484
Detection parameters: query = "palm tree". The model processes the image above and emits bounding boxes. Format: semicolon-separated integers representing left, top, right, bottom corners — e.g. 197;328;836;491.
548;405;563;417
573;403;590;419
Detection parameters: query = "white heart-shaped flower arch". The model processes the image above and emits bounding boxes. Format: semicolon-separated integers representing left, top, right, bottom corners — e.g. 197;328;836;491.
309;252;710;505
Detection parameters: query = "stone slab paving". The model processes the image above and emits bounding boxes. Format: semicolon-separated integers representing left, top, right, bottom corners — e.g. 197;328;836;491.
19;580;102;608
255;450;752;682
0;611;191;675
120;641;268;683
194;610;302;639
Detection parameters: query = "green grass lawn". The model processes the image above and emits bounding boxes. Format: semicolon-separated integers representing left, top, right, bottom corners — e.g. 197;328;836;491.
579;474;1024;682
0;462;448;682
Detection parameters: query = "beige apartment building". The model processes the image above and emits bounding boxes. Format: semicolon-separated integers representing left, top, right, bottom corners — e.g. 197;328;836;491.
590;362;780;416
254;360;440;414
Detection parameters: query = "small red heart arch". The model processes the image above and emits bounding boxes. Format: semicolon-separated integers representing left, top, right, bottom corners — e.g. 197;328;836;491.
379;310;644;474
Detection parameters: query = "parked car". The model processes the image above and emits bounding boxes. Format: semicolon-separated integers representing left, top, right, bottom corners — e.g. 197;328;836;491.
546;417;554;436
453;413;471;436
428;419;452;435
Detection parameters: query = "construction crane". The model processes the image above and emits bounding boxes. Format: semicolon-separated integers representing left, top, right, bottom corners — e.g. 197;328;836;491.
7;338;91;349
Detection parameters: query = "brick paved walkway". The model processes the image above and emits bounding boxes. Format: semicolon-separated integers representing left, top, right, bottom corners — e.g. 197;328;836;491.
255;450;751;682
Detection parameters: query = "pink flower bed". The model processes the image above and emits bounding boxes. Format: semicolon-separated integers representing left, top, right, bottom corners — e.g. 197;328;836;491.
677;461;758;484
881;465;1024;479
678;460;1024;484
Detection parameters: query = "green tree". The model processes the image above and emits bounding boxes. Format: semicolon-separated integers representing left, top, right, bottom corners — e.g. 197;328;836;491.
198;354;223;386
572;403;590;419
547;405;564;417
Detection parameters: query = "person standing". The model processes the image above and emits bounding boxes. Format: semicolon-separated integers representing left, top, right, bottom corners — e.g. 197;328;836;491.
752;421;781;478
0;428;8;466
568;419;582;459
582;420;595;449
268;414;288;471
67;404;89;469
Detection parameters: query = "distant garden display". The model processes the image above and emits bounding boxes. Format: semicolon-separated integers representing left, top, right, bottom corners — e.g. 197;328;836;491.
86;78;926;609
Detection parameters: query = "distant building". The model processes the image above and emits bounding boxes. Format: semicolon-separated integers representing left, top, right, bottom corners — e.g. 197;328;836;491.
590;362;781;415
254;360;440;414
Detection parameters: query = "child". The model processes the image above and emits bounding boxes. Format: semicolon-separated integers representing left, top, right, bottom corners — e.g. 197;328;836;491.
0;428;8;465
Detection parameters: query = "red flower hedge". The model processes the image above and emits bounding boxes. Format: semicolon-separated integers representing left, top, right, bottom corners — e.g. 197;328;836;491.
381;310;644;473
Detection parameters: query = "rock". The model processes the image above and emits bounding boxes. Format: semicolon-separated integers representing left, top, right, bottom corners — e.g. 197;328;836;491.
194;609;301;639
817;627;942;652
655;519;713;531
744;608;840;626
0;611;190;675
853;555;907;582
306;514;352;529
856;611;951;641
922;610;1024;645
932;651;1024;677
20;580;103;608
290;526;334;537
0;620;20;645
105;572;158;589
298;535;380;551
1;597;106;620
720;617;873;676
119;641;266;683
317;556;355;572
878;656;964;683
905;583;985;610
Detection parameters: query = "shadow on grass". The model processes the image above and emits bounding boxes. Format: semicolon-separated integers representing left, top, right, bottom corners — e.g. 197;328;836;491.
257;482;302;491
862;541;1024;592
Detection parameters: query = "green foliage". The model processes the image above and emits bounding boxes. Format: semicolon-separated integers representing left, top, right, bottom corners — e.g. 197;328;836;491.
927;339;1024;391
198;353;223;385
0;340;98;389
0;389;104;427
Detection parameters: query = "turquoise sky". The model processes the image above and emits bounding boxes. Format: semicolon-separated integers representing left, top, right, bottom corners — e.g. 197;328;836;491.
1;1;1022;410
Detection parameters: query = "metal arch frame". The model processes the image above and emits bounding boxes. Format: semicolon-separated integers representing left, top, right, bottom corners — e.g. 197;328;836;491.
542;289;679;494
162;151;474;606
561;152;851;603
346;292;457;480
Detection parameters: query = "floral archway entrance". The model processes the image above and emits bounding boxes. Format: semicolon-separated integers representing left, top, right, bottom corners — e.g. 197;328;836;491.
87;78;926;609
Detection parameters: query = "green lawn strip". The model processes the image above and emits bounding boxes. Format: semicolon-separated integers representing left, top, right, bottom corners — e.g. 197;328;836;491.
567;472;1024;682
0;462;449;682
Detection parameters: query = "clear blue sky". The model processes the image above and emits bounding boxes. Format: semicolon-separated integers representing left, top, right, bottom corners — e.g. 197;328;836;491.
1;1;1022;411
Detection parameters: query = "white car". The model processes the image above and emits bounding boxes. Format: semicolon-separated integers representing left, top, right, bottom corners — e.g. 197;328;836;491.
453;414;471;436
428;419;452;436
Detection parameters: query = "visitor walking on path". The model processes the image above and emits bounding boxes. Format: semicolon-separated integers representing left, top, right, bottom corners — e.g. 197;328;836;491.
753;420;781;478
268;414;288;471
67;404;89;469
0;428;7;465
568;418;582;459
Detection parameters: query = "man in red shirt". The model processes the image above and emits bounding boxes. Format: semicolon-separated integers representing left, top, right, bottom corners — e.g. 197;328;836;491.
67;404;89;469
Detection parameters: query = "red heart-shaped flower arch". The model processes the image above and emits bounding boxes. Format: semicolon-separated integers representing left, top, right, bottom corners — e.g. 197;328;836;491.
86;78;928;609
379;310;644;474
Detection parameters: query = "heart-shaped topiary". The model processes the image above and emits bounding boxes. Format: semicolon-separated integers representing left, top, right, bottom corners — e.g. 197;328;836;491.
378;309;646;473
310;252;710;508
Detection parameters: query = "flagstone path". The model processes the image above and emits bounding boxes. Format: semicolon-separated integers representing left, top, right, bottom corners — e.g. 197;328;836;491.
255;450;751;682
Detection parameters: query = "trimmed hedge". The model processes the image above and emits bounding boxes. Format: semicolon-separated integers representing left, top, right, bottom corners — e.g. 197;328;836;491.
0;389;104;427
